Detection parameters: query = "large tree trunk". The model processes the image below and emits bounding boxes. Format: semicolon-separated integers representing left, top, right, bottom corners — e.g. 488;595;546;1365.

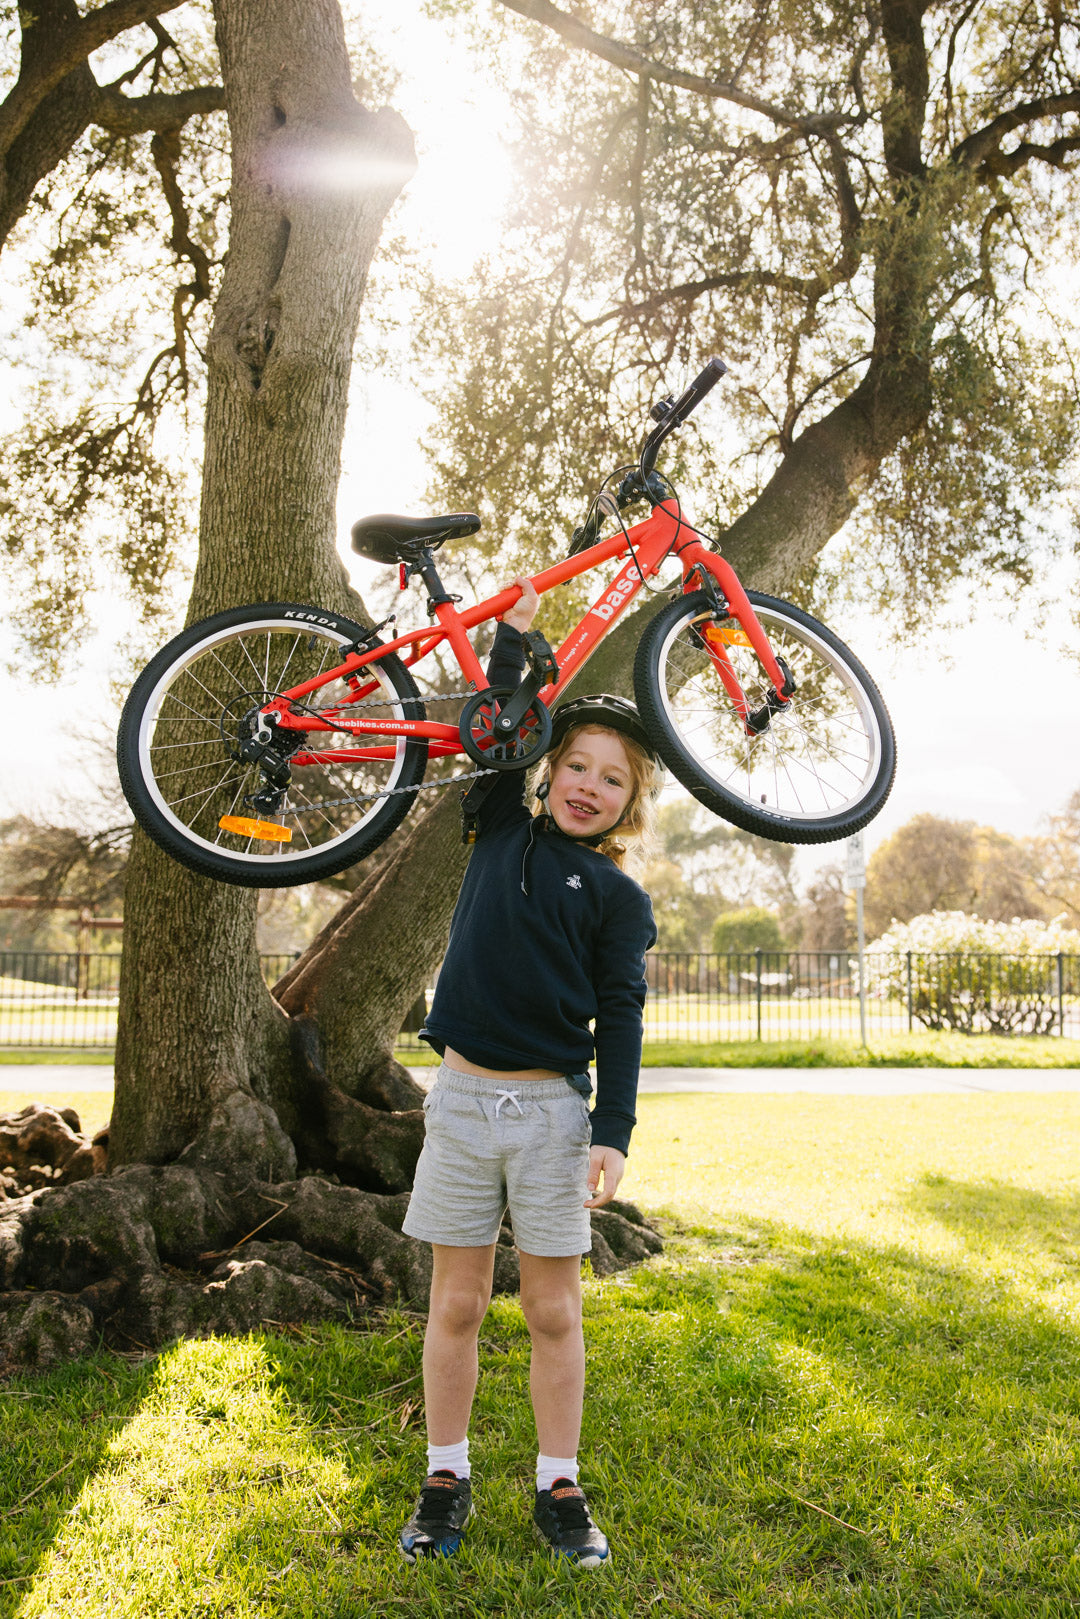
113;0;415;1178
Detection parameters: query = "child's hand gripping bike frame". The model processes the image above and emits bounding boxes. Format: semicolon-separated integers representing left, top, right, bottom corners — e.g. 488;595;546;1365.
118;358;896;887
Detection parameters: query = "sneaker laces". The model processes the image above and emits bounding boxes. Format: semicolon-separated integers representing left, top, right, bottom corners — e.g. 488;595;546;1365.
548;1481;590;1532
417;1471;463;1528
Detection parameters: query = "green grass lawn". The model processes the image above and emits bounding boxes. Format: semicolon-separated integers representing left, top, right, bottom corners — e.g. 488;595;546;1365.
2;1090;1078;1616
395;1032;1080;1068
0;1050;115;1066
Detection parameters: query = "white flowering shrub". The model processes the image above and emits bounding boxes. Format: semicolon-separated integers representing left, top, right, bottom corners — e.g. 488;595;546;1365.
865;912;1080;1035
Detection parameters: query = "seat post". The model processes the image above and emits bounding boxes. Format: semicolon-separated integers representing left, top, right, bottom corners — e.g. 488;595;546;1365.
412;546;455;608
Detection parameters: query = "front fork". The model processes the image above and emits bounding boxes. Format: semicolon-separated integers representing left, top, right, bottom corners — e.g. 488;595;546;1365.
680;555;795;736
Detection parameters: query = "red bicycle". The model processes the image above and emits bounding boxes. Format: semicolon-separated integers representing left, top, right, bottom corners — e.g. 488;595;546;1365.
117;359;896;887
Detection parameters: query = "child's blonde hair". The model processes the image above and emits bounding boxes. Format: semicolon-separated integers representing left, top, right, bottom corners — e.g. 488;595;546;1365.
532;723;662;870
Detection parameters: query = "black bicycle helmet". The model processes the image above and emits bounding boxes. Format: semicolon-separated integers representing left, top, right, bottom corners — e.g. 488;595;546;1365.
548;693;660;764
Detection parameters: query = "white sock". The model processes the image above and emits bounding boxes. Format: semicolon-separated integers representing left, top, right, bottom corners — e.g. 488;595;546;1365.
537;1453;578;1492
427;1437;470;1479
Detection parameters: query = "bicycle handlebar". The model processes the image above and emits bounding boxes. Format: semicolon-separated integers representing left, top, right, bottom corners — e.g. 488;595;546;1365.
639;355;727;479
569;356;729;552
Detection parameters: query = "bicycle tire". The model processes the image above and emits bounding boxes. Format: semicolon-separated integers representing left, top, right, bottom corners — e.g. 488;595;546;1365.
634;589;896;843
117;602;427;887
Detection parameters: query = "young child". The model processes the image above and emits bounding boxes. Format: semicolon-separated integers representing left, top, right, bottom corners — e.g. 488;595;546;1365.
398;578;660;1569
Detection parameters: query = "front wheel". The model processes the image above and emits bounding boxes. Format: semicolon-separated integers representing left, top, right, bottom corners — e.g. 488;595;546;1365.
634;590;896;843
117;603;428;887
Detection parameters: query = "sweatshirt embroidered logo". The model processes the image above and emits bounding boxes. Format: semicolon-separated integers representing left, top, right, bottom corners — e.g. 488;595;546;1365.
566;874;582;889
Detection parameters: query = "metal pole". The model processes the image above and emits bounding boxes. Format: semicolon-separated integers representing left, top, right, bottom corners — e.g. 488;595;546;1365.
77;908;91;1002
1058;952;1065;1038
856;886;867;1047
755;947;763;1043
906;949;913;1033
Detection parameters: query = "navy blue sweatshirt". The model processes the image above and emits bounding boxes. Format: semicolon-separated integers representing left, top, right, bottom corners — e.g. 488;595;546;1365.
420;623;656;1155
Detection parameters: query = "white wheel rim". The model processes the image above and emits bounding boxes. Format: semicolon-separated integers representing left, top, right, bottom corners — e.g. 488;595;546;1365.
656;606;884;821
137;617;412;866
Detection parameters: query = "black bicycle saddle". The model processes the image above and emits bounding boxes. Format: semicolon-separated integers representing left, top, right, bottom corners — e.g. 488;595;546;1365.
350;512;481;564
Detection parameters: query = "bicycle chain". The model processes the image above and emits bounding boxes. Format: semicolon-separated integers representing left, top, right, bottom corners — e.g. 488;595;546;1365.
284;687;497;815
292;764;496;816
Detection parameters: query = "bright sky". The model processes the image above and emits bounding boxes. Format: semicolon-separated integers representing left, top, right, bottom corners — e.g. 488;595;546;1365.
1;0;1078;871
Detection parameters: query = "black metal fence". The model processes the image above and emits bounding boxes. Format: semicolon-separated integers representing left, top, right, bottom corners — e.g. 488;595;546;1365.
0;951;300;1051
3;948;1076;1052
635;950;1080;1046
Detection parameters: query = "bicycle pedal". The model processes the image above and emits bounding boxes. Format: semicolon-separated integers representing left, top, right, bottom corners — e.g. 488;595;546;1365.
522;629;559;685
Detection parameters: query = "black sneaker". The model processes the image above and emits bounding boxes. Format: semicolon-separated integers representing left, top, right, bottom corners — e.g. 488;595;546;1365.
533;1477;610;1568
398;1470;472;1562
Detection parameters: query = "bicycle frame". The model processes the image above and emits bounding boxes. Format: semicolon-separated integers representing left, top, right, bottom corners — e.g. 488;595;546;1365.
267;500;791;765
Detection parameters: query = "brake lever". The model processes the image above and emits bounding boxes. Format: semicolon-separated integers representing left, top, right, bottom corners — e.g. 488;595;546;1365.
617;469;669;509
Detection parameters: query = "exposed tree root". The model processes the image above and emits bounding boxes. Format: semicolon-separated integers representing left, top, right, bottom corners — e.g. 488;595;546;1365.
0;1102;106;1194
0;1104;663;1376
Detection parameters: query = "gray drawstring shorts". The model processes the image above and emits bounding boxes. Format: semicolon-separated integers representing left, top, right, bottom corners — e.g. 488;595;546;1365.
401;1063;593;1257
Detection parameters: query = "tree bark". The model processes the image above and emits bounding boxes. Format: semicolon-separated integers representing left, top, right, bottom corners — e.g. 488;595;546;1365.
275;793;469;1085
113;0;416;1177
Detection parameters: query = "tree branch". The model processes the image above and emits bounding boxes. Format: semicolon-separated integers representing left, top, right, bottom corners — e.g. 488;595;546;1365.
149;126;214;384
878;0;931;182
823;134;863;281
581;266;837;329
0;0;186;156
951;91;1080;173
496;0;853;134
95;83;226;135
987;134;1080;176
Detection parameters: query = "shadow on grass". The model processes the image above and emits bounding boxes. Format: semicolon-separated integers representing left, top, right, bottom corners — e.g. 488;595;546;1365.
3;1185;1079;1617
904;1173;1080;1254
0;1353;159;1614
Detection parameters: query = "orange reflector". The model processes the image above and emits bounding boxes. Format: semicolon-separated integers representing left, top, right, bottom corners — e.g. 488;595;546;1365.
218;815;292;843
704;624;753;648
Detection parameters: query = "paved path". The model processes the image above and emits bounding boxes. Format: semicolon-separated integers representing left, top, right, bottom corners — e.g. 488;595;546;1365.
633;1067;1080;1094
2;1064;1079;1096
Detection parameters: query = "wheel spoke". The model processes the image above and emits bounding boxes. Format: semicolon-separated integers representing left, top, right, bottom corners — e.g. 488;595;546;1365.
155;696;221;725
166;761;244;814
151;759;231;785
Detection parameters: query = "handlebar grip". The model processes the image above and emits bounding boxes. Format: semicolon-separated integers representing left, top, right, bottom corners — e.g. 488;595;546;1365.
668;356;727;426
639;355;727;476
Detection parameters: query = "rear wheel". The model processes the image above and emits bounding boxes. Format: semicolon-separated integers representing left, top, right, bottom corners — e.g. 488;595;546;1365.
634;590;895;843
117;603;427;886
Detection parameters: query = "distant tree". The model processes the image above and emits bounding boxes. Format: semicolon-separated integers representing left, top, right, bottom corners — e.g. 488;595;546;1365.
864;815;978;937
863;813;1046;938
1027;789;1080;927
711;906;785;954
0;813;129;950
644;856;726;953
642;796;798;951
973;826;1047;926
790;865;852;953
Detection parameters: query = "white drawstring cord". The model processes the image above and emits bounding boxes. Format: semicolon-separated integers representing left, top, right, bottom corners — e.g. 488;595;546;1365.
493;1088;524;1118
